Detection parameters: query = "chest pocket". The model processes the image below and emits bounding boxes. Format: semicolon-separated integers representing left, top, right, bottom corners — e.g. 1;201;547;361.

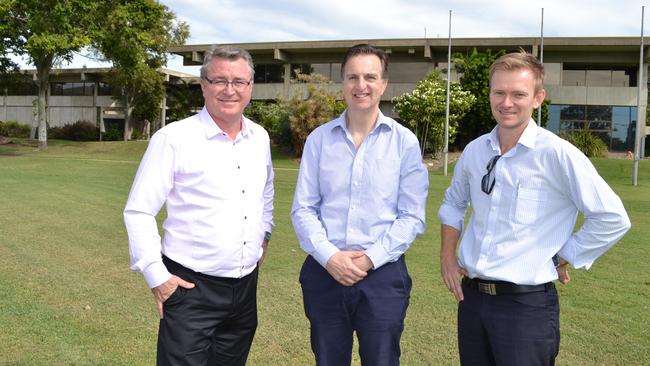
511;187;547;225
370;158;400;202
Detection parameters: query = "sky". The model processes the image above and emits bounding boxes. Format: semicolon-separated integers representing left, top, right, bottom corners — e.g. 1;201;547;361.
12;0;650;75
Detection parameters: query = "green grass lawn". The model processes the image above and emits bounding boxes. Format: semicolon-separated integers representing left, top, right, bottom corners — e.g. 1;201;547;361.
0;139;648;365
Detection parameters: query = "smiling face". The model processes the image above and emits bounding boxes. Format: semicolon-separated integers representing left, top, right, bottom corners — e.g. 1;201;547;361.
200;57;253;126
489;68;545;133
342;54;388;113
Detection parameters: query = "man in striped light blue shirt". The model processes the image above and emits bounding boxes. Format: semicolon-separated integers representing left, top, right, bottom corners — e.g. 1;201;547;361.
292;44;429;366
438;51;630;365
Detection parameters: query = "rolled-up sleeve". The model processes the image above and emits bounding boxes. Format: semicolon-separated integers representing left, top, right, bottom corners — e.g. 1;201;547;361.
438;153;470;232
557;149;631;269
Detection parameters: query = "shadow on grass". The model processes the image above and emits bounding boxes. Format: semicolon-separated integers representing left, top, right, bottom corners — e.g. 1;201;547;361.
0;138;38;156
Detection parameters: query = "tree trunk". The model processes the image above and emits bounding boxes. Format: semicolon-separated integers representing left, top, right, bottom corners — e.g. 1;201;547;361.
123;94;132;141
36;58;53;151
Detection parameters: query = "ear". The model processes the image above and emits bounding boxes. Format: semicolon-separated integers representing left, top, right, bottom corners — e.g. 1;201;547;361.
533;88;546;109
378;78;388;96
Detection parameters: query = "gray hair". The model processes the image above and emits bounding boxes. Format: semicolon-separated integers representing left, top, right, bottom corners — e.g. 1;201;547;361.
200;46;255;80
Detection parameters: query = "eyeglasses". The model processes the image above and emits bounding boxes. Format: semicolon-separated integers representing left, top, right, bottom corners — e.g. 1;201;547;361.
481;155;501;194
202;76;252;91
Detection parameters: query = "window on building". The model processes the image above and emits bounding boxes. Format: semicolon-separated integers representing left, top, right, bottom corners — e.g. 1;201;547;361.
2;81;38;95
312;64;333;80
563;70;586;86
97;82;113;96
50;82;94;96
311;63;342;82
253;64;284;83
390;62;435;83
291;64;311;78
562;67;635;87
548;104;637;151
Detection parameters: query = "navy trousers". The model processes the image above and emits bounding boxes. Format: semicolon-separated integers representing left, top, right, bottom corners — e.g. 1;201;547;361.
157;256;258;366
300;255;412;366
458;280;560;366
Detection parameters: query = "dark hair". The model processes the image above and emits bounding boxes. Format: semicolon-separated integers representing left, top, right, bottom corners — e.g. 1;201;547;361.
200;46;255;80
340;44;389;79
490;51;545;92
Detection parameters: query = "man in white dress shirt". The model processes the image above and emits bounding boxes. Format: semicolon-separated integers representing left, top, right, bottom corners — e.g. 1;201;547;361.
124;46;274;366
438;51;630;365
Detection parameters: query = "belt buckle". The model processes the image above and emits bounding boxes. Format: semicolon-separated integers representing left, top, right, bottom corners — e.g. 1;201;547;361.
478;282;497;295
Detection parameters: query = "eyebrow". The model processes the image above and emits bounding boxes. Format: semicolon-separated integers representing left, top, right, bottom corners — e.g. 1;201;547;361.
345;72;381;78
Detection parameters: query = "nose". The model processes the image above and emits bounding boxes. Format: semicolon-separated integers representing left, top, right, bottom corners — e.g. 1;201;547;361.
502;95;514;107
222;83;236;94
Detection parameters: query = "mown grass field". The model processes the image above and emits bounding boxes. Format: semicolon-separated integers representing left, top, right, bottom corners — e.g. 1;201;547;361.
0;139;648;365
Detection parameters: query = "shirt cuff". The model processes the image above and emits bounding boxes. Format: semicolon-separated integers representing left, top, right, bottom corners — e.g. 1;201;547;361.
438;205;465;232
557;237;593;270
364;243;390;269
312;242;340;269
143;260;172;288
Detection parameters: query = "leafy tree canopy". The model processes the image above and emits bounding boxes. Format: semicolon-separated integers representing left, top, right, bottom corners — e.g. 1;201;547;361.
393;71;475;156
0;0;188;146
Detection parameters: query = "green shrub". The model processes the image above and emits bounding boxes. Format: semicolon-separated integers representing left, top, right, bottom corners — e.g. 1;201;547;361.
103;126;122;141
246;101;292;147
561;130;608;158
0;120;31;138
285;73;345;156
48;121;99;141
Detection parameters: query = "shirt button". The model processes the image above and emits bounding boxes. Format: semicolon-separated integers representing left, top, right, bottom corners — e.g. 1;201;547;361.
242;189;245;193
238;165;241;169
243;241;247;245
244;216;247;220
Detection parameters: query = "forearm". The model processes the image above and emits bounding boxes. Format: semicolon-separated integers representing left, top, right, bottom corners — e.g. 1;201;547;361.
365;213;424;269
440;224;461;261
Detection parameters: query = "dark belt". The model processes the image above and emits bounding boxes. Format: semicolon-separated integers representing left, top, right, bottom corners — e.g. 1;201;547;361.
462;277;554;296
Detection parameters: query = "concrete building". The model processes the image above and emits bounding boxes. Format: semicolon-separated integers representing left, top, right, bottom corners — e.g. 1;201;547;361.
1;67;196;137
2;37;646;151
171;36;648;152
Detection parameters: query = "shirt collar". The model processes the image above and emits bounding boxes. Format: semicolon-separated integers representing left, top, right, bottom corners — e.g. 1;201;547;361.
331;109;393;133
486;118;538;153
517;119;538;149
199;107;252;139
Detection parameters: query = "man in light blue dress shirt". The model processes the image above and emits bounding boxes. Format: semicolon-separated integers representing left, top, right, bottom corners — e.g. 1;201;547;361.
291;44;429;366
438;51;631;365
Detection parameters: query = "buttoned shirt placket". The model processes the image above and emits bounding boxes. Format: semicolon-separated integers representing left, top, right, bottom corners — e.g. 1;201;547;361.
475;144;513;274
231;131;248;277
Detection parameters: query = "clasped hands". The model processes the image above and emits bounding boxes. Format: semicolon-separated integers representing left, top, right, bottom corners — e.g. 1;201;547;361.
326;251;373;286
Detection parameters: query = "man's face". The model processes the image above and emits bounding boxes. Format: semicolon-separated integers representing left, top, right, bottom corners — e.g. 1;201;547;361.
200;57;253;125
342;54;388;113
489;68;545;131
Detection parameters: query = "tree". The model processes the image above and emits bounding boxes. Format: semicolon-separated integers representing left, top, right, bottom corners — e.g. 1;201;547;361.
0;0;98;150
0;0;188;148
245;100;291;147
392;71;475;157
166;78;203;125
285;72;345;156
93;0;189;141
106;63;165;140
451;48;506;149
452;49;551;148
